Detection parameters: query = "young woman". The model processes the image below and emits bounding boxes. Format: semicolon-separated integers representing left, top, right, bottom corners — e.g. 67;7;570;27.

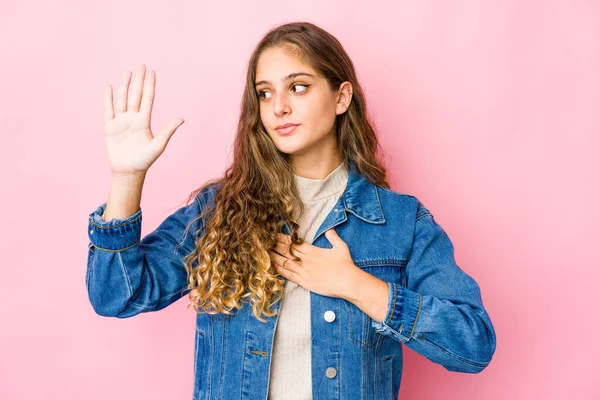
87;21;496;400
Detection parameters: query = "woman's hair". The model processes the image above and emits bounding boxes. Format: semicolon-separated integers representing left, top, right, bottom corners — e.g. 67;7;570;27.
179;21;390;322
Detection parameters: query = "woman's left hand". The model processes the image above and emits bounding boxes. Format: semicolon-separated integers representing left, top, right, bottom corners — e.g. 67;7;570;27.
270;229;361;299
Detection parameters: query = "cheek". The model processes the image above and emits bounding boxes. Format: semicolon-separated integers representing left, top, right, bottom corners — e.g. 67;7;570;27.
259;104;267;122
305;96;337;129
259;105;273;131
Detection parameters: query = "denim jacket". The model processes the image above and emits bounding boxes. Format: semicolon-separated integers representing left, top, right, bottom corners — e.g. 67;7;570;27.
86;165;496;400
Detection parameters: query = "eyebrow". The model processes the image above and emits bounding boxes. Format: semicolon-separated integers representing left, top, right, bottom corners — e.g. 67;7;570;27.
255;72;315;88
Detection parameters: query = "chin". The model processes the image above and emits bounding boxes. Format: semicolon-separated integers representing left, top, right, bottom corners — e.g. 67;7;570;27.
272;138;309;156
276;146;305;156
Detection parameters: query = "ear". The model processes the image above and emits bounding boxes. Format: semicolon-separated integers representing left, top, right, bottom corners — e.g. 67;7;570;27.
335;81;353;115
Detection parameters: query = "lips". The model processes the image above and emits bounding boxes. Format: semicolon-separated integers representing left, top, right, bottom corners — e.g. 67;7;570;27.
275;123;300;136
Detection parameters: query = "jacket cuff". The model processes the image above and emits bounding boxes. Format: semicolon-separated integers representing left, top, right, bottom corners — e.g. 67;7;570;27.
88;202;142;251
371;282;423;343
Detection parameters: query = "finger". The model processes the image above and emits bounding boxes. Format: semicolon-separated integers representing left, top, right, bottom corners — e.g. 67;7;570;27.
104;84;114;122
277;233;310;252
153;118;185;150
271;252;299;272
277;240;308;256
269;252;284;271
116;70;131;114
139;69;155;115
325;228;345;248
274;241;287;256
127;63;146;112
275;241;301;257
324;229;335;246
270;251;287;267
275;262;303;285
273;263;290;279
277;233;291;244
272;257;300;280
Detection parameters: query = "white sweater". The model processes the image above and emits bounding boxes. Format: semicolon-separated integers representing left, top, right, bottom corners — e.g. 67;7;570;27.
267;162;349;400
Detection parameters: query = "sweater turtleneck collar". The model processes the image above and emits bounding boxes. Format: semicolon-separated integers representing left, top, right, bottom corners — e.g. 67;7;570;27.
293;162;349;203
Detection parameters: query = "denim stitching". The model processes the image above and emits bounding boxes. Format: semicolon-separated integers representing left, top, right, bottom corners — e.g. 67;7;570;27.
116;252;132;298
91;239;140;253
86;251;93;290
378;186;417;201
384;283;397;325
348;300;378;347
129;291;182;309
89;212;141;228
417;334;490;368
373;186;386;222
194;329;205;400
348;335;380;348
337;302;342;400
416;202;432;221
373;342;379;399
354;259;406;267
239;324;249;396
207;319;213;397
218;319;228;399
408;293;422;338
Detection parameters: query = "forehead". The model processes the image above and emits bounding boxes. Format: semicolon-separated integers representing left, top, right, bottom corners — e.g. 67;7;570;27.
255;46;317;81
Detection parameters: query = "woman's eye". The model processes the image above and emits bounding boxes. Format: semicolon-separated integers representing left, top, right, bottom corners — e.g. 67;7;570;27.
257;84;309;100
292;84;309;93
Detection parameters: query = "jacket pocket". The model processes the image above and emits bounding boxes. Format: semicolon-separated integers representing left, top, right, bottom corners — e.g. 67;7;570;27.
346;299;380;347
347;262;406;347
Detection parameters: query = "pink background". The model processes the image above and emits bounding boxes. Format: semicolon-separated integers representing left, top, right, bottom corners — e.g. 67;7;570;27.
2;0;599;399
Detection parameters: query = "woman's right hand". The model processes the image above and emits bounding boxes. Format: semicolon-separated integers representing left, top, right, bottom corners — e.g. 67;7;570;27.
104;64;185;176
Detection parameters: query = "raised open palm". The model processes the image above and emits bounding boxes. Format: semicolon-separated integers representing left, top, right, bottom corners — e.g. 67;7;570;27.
104;64;185;176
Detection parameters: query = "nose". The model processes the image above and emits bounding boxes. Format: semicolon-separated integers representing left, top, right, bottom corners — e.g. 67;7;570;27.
272;92;291;117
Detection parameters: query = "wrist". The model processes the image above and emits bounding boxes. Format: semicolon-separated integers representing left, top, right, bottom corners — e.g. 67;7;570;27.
342;267;368;303
343;269;389;324
110;172;146;185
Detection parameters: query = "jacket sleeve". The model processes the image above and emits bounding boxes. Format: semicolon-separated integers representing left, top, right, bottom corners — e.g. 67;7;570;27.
371;201;496;373
86;194;206;318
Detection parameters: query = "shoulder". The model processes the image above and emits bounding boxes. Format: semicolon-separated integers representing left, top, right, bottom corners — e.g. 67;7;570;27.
375;186;433;221
193;179;224;208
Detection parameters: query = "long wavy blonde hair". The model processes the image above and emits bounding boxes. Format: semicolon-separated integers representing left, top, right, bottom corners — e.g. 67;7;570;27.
179;21;391;322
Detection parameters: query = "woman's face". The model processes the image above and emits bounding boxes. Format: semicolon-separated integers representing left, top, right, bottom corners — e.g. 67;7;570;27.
255;45;352;161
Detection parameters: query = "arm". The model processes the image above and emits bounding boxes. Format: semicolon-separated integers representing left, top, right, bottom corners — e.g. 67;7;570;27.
369;202;496;373
86;192;207;318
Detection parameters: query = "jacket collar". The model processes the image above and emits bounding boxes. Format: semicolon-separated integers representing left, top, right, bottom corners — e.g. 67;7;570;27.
282;161;386;238
342;160;386;224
